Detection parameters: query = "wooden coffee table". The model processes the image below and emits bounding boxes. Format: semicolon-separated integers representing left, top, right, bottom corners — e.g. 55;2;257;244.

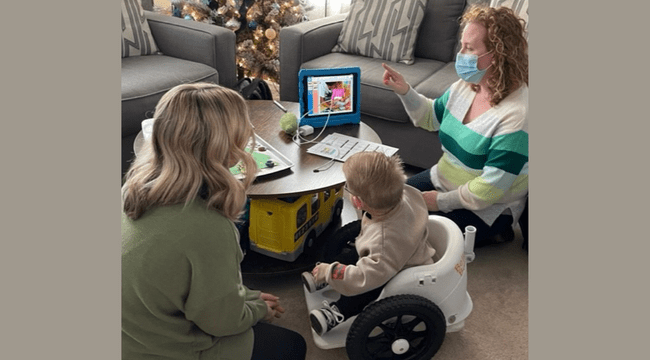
134;100;382;198
133;100;382;273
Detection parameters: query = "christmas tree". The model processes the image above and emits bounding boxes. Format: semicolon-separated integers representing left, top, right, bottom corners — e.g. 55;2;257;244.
157;0;310;84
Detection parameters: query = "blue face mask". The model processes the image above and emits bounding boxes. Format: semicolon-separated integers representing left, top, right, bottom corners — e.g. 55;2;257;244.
455;51;492;84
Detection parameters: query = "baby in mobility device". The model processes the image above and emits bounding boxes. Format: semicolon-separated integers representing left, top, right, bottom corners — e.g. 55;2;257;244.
302;151;436;335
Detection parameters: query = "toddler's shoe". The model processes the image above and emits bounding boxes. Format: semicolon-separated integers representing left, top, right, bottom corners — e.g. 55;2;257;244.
301;271;328;293
310;301;345;336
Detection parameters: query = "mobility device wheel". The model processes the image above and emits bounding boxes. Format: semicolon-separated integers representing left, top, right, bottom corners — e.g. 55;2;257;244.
322;219;360;262
304;215;477;357
346;294;446;360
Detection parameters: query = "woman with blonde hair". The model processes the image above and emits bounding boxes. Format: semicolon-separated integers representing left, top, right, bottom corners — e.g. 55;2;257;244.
382;4;529;247
121;83;306;360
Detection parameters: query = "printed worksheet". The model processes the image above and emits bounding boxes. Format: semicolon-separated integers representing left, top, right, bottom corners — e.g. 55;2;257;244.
307;133;399;162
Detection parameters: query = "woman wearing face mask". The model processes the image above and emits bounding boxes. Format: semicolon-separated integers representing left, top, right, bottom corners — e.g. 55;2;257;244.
381;5;528;247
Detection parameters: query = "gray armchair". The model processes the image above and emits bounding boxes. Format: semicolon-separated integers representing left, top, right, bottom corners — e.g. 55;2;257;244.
279;0;467;169
122;10;237;176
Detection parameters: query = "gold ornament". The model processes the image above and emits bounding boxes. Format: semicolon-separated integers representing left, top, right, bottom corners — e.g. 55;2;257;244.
264;28;277;40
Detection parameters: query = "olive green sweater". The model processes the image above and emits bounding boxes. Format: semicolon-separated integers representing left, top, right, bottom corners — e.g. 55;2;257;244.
122;199;268;360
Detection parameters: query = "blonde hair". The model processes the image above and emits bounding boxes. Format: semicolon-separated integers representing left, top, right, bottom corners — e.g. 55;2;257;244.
342;152;406;210
122;83;257;221
461;5;528;106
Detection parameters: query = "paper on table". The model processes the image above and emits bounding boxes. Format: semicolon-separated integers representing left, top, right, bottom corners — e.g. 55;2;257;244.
307;133;399;162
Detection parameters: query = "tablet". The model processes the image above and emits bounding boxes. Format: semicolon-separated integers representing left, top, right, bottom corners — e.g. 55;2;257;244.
298;67;361;128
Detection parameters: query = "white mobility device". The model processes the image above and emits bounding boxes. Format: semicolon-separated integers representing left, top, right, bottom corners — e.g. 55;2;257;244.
304;215;476;359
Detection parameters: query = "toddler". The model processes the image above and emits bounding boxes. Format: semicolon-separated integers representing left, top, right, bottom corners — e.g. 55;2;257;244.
301;151;436;335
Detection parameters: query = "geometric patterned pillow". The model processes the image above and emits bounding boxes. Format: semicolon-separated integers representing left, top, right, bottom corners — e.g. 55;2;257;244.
122;0;159;58
332;0;429;65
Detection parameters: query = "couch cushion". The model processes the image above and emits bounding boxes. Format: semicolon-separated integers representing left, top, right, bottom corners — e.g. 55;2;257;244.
413;62;460;100
122;0;159;57
302;53;447;123
332;0;429;65
413;0;466;62
121;54;219;135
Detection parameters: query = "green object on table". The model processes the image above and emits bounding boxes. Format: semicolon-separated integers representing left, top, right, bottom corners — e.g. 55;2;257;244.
280;112;298;134
230;148;273;176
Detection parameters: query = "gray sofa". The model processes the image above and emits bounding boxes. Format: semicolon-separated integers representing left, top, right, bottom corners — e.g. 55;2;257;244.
279;0;467;169
122;10;237;176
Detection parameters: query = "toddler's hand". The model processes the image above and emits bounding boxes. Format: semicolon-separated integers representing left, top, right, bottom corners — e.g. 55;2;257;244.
312;263;330;284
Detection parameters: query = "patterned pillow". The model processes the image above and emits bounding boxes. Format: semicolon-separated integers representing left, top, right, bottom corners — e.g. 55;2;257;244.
332;0;429;65
122;0;159;58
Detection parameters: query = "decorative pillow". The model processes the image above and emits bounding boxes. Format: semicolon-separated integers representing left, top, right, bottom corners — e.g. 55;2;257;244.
122;0;159;58
490;0;528;37
332;0;429;65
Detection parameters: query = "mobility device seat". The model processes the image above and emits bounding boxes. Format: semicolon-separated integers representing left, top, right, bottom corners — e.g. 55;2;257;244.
304;215;476;359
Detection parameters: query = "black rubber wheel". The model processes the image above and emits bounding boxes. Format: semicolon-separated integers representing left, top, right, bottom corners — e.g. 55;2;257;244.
346;295;446;360
301;231;318;258
323;219;361;263
303;231;317;253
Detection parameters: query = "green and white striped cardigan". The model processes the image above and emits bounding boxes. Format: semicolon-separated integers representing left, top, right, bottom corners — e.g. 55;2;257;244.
398;80;528;226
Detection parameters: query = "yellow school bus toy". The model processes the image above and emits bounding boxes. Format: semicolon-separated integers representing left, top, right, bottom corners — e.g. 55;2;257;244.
249;186;344;262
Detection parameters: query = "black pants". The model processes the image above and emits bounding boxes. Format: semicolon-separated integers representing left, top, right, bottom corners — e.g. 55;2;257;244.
251;322;306;360
406;169;513;247
332;284;385;320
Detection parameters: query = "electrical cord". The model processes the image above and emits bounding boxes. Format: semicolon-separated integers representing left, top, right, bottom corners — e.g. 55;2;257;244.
291;106;332;146
291;105;340;172
312;156;338;172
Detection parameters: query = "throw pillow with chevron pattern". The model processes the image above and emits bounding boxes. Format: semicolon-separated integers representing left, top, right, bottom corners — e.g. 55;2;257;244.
122;0;159;58
332;0;428;65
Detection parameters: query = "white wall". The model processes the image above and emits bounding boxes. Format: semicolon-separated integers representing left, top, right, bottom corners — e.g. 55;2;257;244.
302;0;352;19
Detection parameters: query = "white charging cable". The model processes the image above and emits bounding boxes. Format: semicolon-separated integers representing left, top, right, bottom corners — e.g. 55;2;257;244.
291;109;332;146
291;108;341;172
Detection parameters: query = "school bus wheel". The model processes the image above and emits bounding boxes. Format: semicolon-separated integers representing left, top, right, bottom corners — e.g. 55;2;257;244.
305;230;317;250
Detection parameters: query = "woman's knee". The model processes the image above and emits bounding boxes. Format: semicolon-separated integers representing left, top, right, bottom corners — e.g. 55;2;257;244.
251;323;306;360
406;169;435;191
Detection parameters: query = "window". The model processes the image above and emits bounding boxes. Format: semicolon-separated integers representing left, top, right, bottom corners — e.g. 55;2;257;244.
311;193;320;214
297;204;307;228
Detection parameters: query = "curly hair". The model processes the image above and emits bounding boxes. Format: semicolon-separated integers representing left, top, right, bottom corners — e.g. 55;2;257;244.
461;5;528;106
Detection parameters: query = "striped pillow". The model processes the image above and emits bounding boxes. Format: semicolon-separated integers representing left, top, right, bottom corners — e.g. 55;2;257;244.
332;0;428;65
122;0;159;58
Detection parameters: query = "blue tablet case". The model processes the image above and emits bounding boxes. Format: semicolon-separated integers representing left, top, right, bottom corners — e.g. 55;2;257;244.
298;67;361;128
